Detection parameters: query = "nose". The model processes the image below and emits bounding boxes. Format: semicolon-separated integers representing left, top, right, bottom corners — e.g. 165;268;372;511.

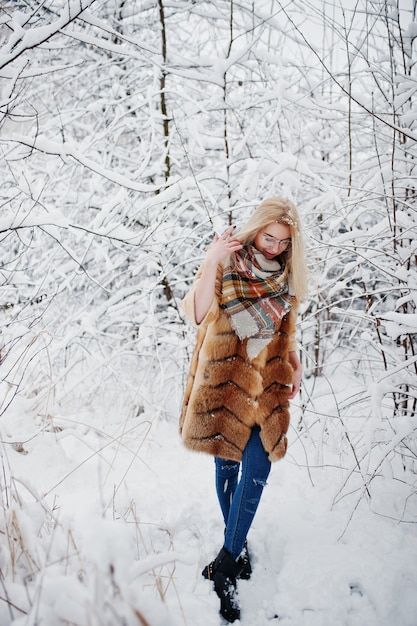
268;241;281;253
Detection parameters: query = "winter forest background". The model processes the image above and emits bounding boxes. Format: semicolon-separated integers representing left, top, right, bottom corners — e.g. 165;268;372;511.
0;1;416;625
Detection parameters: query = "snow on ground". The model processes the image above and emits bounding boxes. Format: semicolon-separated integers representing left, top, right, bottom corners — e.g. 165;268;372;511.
1;396;416;626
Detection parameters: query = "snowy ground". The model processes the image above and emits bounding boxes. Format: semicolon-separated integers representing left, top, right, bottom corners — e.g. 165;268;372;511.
1;393;416;626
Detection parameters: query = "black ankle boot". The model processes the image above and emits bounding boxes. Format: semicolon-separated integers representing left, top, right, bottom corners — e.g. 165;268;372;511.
237;542;252;580
202;541;252;581
210;547;243;623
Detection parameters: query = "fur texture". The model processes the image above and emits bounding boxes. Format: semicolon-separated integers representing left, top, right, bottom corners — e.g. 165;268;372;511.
180;262;298;462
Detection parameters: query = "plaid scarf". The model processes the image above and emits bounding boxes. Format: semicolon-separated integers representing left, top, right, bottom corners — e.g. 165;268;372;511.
220;245;295;360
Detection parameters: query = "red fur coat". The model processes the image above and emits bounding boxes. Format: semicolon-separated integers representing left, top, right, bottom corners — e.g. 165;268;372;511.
179;261;298;462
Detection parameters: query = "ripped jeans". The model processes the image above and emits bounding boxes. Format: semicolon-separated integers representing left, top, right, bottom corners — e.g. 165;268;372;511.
214;426;271;560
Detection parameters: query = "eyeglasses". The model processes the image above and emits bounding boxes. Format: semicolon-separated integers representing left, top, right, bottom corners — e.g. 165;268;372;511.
261;233;292;250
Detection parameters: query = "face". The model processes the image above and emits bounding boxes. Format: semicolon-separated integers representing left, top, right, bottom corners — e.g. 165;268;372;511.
253;222;291;260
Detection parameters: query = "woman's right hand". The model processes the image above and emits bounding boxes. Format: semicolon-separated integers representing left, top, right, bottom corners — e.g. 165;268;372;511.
194;227;243;324
205;226;243;266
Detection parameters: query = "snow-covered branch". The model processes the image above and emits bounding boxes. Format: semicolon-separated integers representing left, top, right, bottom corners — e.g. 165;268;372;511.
4;134;158;192
0;0;97;70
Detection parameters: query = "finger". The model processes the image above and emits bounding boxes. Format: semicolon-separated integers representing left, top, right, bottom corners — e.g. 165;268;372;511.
288;383;297;399
221;225;236;238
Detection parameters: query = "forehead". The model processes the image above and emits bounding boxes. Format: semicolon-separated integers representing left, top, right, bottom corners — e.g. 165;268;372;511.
261;222;291;238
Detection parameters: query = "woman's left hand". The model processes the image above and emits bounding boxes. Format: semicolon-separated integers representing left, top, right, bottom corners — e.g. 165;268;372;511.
288;351;302;399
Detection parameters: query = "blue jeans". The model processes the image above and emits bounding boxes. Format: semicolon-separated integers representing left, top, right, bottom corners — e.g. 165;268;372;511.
214;426;271;560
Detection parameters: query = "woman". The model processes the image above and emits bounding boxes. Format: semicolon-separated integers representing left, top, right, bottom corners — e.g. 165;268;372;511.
179;197;308;622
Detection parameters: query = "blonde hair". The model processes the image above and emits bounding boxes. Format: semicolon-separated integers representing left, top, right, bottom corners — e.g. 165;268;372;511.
235;197;308;301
